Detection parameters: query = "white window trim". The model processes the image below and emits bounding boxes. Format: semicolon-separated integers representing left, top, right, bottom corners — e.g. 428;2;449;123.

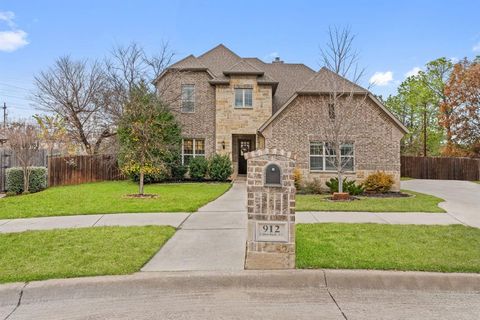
181;138;205;165
181;84;195;113
234;88;253;109
308;142;355;173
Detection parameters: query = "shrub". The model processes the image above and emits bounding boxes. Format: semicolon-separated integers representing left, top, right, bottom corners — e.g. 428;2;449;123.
293;168;302;190
325;177;364;196
363;171;394;193
303;178;323;194
170;164;188;181
5;191;16;197
6;167;47;194
189;157;209;181
208;154;233;181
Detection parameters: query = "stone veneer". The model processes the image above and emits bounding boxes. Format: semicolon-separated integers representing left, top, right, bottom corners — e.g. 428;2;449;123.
261;95;404;191
215;75;272;159
244;148;296;270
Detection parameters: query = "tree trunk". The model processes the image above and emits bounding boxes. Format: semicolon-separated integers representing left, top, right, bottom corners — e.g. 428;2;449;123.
337;145;343;193
23;167;29;193
139;171;144;195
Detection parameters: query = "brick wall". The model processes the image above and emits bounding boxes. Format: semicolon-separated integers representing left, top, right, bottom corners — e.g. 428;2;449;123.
261;95;404;191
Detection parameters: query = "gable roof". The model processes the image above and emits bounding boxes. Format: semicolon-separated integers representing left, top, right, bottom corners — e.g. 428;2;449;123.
160;44;407;134
298;67;367;94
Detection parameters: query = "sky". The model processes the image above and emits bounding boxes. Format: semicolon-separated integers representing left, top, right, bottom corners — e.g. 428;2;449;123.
1;0;479;119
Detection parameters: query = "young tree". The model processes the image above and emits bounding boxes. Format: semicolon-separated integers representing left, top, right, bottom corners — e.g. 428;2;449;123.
6;122;41;193
33;56;112;155
320;26;369;194
117;83;181;195
33;114;69;156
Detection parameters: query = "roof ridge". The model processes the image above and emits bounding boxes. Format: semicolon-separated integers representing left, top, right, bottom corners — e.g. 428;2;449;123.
226;58;263;72
197;43;240;59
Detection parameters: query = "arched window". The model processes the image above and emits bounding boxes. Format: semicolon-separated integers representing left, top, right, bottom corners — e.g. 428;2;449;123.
265;163;281;186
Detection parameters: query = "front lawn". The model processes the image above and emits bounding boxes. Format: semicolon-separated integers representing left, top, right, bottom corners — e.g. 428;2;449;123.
0;226;175;283
296;224;480;273
0;181;231;219
296;190;444;212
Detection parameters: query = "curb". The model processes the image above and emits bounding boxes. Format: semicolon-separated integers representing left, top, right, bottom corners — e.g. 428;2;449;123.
1;269;479;306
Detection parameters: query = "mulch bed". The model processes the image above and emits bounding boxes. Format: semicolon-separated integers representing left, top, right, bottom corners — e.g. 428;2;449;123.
123;194;159;199
363;192;412;198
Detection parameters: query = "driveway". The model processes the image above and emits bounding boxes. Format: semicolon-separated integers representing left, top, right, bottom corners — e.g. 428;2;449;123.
401;179;480;228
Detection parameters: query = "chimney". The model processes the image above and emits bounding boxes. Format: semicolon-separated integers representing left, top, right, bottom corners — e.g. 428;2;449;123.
272;57;284;64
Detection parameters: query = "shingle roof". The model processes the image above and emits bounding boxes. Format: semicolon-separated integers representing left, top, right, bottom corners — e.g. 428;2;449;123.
164;45;365;112
169;54;208;70
298;67;367;94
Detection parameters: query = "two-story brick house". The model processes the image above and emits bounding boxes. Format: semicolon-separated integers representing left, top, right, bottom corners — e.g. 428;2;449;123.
156;44;407;190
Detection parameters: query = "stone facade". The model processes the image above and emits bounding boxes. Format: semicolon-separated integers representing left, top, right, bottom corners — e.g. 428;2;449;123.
157;70;216;158
244;149;296;270
261;95;404;191
215;75;272;158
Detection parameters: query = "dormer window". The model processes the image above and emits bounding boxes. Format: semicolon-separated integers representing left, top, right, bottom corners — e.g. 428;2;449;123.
234;88;253;108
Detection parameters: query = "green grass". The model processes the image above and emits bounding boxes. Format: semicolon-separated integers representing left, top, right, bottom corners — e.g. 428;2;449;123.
0;226;175;283
0;181;231;219
296;190;444;212
296;224;480;273
400;177;414;181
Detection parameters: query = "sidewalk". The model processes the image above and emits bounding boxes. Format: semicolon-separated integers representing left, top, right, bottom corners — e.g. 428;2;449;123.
296;211;464;226
141;181;247;272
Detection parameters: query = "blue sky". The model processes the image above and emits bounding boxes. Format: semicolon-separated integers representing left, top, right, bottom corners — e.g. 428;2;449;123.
1;0;479;119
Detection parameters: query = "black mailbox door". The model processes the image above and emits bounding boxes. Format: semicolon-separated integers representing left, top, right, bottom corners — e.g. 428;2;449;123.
265;163;281;186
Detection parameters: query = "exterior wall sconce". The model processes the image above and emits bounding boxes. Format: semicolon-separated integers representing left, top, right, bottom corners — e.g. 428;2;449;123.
221;140;225;150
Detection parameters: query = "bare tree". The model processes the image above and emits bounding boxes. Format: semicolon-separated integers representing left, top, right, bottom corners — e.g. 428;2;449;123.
6;122;41;193
33;56;113;155
33;114;70;156
320;26;370;194
104;41;177;119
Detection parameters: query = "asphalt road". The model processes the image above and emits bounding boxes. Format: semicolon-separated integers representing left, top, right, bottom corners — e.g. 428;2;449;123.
2;271;479;320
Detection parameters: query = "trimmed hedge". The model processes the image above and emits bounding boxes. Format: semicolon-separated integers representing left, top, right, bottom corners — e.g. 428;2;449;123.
6;167;47;194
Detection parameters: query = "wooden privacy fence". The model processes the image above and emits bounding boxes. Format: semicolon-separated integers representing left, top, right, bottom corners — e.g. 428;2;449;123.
401;156;480;181
48;154;125;187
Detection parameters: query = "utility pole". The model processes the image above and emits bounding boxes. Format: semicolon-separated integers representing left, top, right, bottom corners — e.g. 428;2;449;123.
2;102;6;129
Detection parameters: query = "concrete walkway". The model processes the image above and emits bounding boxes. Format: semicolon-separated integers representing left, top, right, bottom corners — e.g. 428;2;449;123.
141;181;247;272
296;211;463;226
402;179;480;228
0;212;190;233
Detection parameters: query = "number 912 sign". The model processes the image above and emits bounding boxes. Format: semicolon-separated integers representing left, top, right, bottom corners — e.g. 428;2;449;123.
255;221;288;242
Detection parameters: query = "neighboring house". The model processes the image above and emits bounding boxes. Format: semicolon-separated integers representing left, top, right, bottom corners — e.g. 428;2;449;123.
156;44;407;190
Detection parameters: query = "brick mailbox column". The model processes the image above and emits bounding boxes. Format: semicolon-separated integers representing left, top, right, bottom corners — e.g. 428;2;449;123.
244;149;296;270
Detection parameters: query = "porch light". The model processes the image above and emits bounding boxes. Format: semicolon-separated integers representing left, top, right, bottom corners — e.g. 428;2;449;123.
221;140;225;150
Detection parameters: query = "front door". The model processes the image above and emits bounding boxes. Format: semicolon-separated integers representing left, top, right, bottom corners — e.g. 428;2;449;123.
238;139;251;174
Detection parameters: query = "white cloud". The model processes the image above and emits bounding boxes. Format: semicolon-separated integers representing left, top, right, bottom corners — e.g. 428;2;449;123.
369;71;393;86
405;67;421;78
0;30;28;52
0;11;15;27
473;42;480;52
0;11;29;52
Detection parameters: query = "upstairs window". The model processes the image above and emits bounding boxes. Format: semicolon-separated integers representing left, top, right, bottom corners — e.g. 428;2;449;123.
181;84;195;112
234;88;253;108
